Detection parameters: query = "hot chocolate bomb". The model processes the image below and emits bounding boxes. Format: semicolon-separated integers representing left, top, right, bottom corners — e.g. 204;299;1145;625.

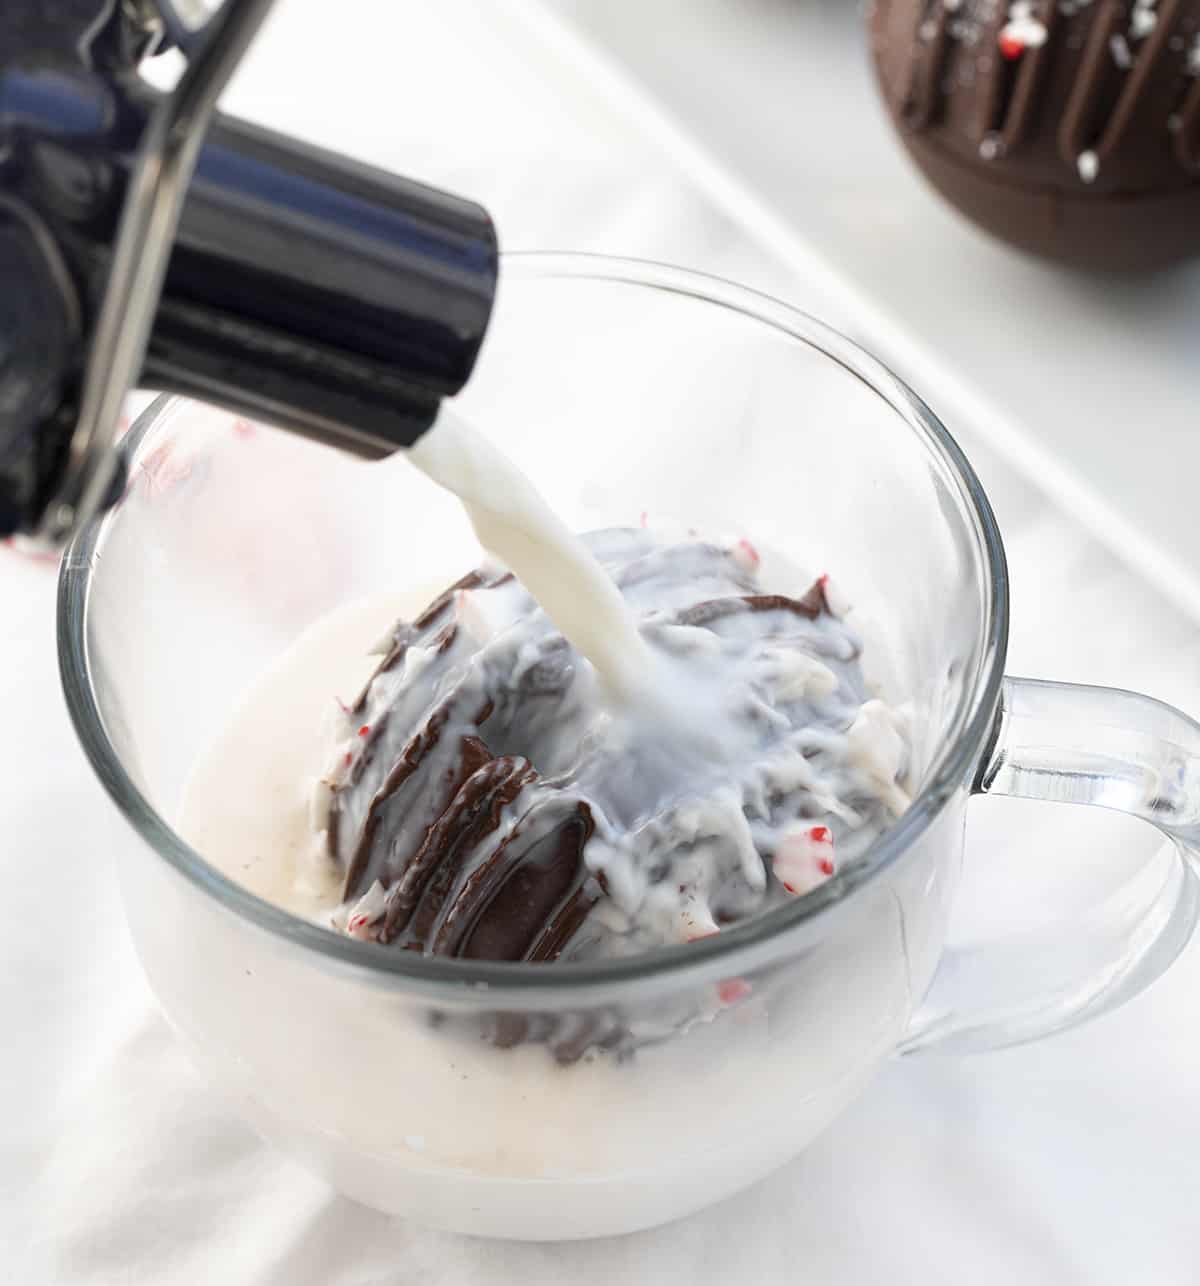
869;0;1200;270
323;531;907;970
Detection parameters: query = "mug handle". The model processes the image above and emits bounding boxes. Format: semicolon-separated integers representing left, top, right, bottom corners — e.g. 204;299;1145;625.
900;676;1200;1056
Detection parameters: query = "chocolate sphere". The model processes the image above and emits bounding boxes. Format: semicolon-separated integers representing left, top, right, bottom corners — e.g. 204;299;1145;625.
869;0;1200;271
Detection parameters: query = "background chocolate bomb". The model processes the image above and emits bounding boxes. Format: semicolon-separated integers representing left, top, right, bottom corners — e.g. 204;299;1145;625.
869;0;1200;270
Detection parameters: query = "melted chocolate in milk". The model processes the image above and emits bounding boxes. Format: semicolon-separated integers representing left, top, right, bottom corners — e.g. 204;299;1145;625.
315;410;911;969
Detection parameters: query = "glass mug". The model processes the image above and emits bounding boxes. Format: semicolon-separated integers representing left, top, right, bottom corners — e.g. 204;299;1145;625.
59;255;1200;1241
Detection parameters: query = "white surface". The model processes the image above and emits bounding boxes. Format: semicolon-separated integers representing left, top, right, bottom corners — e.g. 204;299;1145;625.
6;0;1200;1280
548;0;1200;622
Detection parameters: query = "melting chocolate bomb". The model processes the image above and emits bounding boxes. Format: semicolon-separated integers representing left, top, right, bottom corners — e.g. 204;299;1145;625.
319;530;909;989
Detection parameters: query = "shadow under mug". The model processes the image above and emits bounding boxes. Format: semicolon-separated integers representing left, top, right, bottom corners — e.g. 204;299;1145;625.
58;254;1200;1239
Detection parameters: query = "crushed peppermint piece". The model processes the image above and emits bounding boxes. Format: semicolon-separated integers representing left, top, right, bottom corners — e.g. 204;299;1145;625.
998;3;1048;60
773;823;837;897
1;537;61;565
733;538;761;571
683;905;721;942
717;978;752;1006
345;880;388;939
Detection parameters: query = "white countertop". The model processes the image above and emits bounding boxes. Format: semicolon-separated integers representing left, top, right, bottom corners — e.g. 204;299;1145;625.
8;2;1200;1281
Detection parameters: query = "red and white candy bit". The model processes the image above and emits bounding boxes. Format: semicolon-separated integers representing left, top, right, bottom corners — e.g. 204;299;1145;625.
682;902;721;943
817;572;852;618
772;824;836;896
717;978;753;1006
326;728;360;782
1;537;61;566
456;586;501;642
138;439;194;497
682;922;753;1006
731;537;761;573
232;417;256;439
998;3;1047;59
680;916;752;1005
346;880;387;939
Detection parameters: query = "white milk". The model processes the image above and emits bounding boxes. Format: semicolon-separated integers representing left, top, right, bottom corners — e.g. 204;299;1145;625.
409;407;652;701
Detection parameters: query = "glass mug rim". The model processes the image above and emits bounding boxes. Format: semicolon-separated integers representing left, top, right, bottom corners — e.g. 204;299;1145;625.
57;251;1010;999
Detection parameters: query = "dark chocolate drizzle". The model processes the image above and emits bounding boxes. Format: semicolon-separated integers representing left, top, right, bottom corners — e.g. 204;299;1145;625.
902;1;954;128
1002;1;1059;150
1175;73;1200;170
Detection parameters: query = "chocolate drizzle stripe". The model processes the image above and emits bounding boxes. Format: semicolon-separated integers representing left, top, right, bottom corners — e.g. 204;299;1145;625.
1175;77;1200;174
351;570;513;712
412;569;488;631
1001;0;1060;149
903;1;952;129
343;710;392;791
1096;0;1183;160
341;700;454;896
972;7;1014;143
418;794;530;952
526;880;600;963
675;586;825;630
1058;0;1124;166
342;683;494;888
434;799;594;959
350;646;404;717
382;753;534;941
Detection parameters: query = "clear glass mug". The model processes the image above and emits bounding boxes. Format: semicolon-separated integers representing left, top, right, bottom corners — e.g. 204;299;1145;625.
59;255;1200;1241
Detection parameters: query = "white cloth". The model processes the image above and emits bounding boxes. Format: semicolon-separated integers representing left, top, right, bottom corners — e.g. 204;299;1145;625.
7;2;1200;1281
